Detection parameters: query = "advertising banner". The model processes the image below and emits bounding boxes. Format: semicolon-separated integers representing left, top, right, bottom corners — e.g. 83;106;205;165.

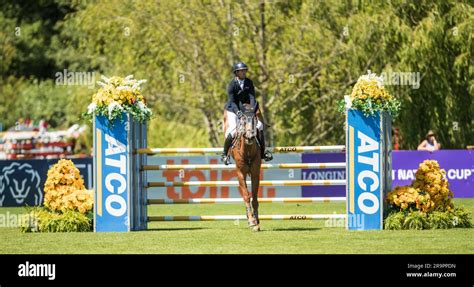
94;114;131;232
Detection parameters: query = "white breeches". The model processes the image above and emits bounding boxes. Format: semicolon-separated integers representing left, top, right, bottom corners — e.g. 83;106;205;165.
225;111;263;138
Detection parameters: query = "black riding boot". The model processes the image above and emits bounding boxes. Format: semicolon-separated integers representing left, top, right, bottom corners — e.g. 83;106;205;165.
221;134;233;165
259;131;273;162
259;131;265;159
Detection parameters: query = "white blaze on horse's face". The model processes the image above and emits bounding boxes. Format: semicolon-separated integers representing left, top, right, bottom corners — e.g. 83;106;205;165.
243;113;257;145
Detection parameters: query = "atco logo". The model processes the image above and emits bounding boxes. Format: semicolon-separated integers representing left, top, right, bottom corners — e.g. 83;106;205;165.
0;163;43;206
356;131;380;215
103;133;128;217
278;147;297;152
289;215;307;220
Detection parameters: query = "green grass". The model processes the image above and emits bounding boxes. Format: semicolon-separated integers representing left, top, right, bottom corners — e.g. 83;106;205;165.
0;199;473;254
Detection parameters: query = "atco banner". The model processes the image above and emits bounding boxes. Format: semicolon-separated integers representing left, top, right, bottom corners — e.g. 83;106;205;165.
94;113;147;232
94;114;131;232
346;110;391;230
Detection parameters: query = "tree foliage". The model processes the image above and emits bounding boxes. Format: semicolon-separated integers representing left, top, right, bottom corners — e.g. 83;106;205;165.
0;0;472;149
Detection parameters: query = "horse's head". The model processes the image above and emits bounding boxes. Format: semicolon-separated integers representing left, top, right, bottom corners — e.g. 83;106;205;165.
238;103;257;145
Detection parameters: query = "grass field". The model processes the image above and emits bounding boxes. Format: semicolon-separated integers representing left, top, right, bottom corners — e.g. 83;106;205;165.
1;199;473;254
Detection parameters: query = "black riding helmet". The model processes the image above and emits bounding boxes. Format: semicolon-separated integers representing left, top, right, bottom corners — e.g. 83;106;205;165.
232;62;248;74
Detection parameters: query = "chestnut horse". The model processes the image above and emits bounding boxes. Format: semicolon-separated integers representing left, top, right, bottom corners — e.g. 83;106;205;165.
223;104;261;231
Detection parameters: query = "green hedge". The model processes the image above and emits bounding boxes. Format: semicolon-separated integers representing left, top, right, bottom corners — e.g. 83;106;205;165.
20;207;92;233
384;207;472;230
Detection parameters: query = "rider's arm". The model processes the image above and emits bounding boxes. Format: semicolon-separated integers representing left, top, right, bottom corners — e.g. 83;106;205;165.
227;81;240;113
249;94;256;110
248;79;256;109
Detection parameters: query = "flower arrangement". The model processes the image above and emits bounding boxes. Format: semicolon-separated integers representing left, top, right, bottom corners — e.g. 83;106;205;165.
44;159;93;214
386;160;453;213
339;71;401;117
83;75;152;123
385;160;471;230
20;159;93;232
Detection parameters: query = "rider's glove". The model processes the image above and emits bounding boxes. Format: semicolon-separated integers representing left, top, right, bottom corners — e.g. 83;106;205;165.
236;110;244;118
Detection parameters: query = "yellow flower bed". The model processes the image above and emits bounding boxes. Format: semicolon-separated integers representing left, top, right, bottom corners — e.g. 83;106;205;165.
387;160;454;213
44;159;93;214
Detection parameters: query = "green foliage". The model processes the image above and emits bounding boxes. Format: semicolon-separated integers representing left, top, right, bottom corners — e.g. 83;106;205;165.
427;211;454;229
403;211;429;230
0;1;472;148
352;98;402;118
19;207;92;233
384;207;472;230
384;211;405;230
147;115;210;148
451;206;473;228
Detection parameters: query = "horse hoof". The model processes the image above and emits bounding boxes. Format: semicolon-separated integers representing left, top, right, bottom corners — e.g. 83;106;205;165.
252;225;260;232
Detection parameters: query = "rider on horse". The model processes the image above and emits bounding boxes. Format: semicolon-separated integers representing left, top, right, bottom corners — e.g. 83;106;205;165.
221;61;273;165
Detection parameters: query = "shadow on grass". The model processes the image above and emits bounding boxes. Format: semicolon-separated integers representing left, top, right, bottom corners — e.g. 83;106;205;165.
269;227;322;232
146;227;207;231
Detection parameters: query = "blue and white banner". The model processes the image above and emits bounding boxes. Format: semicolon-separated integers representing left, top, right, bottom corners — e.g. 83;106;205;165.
94;114;131;232
346;110;389;230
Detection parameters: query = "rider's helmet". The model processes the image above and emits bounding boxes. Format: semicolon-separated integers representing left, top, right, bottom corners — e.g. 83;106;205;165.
232;62;248;74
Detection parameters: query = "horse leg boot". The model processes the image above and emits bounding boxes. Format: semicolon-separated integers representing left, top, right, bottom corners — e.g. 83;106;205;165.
221;133;233;165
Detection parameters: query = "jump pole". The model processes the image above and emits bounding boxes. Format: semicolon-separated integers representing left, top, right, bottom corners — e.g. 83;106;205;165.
93;109;391;232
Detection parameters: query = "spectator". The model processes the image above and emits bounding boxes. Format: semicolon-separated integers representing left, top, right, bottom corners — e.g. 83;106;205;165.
417;130;441;152
39;119;48;135
392;127;401;150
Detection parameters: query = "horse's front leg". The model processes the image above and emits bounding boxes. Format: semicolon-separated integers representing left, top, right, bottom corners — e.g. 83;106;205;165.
250;164;261;231
236;170;256;227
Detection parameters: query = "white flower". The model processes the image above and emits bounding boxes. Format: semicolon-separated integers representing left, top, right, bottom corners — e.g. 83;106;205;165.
87;103;97;114
125;75;134;81
131;79;146;90
107;101;123;117
96;81;107;87
375;76;384;88
116;85;132;91
344;95;352;109
100;75;110;83
137;101;146;110
137;101;152;116
358;70;384;88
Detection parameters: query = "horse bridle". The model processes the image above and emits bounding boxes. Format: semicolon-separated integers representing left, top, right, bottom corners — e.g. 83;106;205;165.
238;111;257;145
